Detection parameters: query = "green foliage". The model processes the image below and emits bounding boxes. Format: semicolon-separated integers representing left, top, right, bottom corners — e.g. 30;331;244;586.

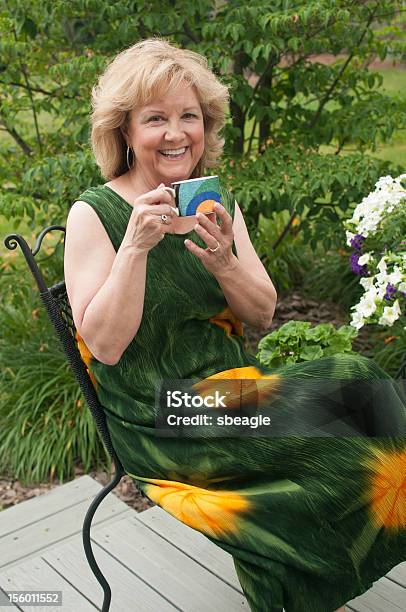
249;209;311;293
0;251;110;483
369;319;406;377
220;143;400;254
0;0;405;237
257;320;358;369
302;247;362;312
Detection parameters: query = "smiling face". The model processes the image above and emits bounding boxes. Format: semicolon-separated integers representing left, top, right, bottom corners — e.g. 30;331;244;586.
124;82;205;187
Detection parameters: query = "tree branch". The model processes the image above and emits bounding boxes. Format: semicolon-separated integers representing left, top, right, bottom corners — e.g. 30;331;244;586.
272;210;297;251
0;118;32;155
10;26;43;152
308;4;379;130
247;118;258;155
0;79;76;99
230;51;246;155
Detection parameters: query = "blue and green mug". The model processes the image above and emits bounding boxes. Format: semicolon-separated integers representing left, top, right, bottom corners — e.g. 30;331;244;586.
165;175;222;217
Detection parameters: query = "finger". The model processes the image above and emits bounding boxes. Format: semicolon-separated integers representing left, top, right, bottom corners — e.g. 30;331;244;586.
194;222;221;251
184;238;207;259
196;211;222;240
151;215;174;232
152;213;173;224
213;203;233;235
143;187;174;206
149;204;177;217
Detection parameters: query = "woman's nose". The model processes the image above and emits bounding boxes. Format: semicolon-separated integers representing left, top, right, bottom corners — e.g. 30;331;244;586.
164;121;184;141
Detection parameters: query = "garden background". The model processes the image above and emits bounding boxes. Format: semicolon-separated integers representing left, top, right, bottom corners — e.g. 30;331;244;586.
1;0;405;509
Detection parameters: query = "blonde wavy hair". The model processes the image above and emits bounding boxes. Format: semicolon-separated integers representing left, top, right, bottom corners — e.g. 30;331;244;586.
91;38;230;180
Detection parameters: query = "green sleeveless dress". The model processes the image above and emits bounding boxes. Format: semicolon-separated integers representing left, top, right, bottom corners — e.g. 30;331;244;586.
72;184;406;612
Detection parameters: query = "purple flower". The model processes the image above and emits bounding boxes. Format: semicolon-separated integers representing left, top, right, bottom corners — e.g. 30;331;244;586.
350;234;365;252
384;283;397;301
349;252;368;276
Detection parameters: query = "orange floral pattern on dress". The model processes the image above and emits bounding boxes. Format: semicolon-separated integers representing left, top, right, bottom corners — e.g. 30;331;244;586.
209;306;243;337
75;331;97;390
135;476;250;538
363;447;406;529
193;366;281;409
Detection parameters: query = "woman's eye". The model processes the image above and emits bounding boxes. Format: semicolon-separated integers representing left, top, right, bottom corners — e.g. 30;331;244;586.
184;113;197;118
148;116;163;122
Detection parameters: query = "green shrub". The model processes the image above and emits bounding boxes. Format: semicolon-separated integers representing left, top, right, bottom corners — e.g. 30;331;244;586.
0;249;110;484
257;320;358;369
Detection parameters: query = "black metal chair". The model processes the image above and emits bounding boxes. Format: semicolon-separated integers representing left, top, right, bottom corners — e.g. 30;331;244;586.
4;224;406;612
4;225;134;612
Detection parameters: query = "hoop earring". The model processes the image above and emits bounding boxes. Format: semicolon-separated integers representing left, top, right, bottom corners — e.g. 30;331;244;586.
126;146;135;170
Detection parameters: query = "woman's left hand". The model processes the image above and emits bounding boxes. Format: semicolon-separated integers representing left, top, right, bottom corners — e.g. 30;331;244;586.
184;203;236;276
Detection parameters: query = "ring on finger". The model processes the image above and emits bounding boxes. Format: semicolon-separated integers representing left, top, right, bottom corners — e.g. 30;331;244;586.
161;214;169;224
208;240;220;253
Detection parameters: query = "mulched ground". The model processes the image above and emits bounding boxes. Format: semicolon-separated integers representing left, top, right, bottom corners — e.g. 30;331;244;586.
1;289;361;514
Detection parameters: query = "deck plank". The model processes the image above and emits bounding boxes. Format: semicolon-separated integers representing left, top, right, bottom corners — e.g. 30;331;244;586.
347;576;406;611
386;562;406;588
134;505;243;593
43;537;178;611
0;476;131;570
0;556;97;612
0;476;102;538
92;515;247;611
1;475;404;611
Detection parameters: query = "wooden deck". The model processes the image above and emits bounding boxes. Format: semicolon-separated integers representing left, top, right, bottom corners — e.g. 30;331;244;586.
0;475;404;611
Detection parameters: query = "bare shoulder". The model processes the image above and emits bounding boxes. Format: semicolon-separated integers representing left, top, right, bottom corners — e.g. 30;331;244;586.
64;200;116;333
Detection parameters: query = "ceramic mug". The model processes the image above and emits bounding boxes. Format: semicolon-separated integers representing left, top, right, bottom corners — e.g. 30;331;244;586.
163;175;222;217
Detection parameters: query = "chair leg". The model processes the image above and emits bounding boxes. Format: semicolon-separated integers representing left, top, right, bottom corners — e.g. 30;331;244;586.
82;469;124;612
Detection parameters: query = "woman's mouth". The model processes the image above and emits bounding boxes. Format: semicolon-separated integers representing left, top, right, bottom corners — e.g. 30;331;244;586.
159;146;189;160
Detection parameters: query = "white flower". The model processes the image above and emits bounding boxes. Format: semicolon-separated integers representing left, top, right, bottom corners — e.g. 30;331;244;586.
358;253;371;266
344;173;405;329
350;310;365;330
375;272;390;286
375;175;394;190
346;230;355;247
394;173;406;185
360;276;375;290
376;284;387;300
358;292;377;317
387;266;403;286
378;300;401;326
377;257;387;273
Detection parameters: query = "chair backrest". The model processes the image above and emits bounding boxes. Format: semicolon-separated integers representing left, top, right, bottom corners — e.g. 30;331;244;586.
4;226;123;470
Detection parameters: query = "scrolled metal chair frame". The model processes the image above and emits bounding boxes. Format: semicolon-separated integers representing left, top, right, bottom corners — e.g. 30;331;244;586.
4;226;126;612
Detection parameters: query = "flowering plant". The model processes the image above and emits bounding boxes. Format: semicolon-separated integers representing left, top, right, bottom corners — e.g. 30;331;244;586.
344;174;406;330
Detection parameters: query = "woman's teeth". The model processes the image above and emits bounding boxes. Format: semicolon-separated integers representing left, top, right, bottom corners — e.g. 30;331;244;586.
159;146;188;158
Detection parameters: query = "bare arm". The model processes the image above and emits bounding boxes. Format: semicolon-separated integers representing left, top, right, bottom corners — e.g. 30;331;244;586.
64;202;148;365
214;202;277;329
64;185;176;365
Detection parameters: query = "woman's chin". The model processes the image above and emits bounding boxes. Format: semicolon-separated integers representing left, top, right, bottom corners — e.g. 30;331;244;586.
159;167;193;183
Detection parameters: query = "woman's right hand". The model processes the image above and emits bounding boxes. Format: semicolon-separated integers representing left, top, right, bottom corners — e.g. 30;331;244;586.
126;183;177;253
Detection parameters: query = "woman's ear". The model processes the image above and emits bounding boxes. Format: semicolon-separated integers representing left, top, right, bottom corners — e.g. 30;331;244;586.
119;126;128;146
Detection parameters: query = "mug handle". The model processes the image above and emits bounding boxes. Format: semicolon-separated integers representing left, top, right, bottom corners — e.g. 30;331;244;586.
162;186;179;216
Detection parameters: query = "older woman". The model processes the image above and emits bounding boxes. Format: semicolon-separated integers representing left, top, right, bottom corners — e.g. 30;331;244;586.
64;39;405;612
